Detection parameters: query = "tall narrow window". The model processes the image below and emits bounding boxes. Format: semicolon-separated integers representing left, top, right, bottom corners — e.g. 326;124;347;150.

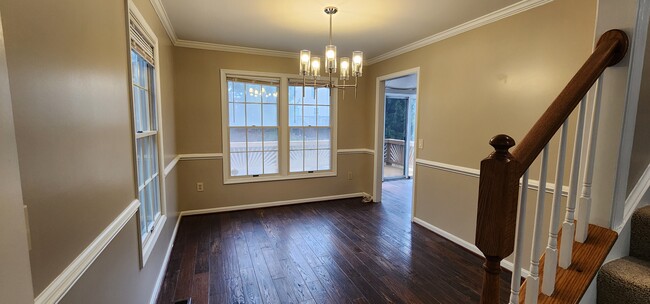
226;77;280;177
288;82;332;172
129;19;162;248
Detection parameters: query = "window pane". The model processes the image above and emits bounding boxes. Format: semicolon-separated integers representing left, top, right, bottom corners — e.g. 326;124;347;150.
262;85;278;103
152;176;160;217
303;106;317;126
246;103;262;126
144;183;154;230
140;89;149;131
248;152;263;175
288;105;302;126
139;189;146;236
143;136;151;179
229;103;246;127
318;128;331;149
262;104;277;126
228;81;234;102
317;88;330;105
303;87;316;104
247;128;263;151
230;152;247;176
230;128;247;152
131;52;139;84
246;83;262;103
290;150;303;172
317;106;330;126
304;128;317;149
263;128;278;151
288;86;297;104
233;82;245;102
318;150;331;171
290;128;303;150
264;151;278;174
136;138;144;187
151;136;159;175
139;59;148;88
304;150;318;171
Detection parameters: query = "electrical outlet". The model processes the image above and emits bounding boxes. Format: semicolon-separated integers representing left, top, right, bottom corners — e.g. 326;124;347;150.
347;171;353;180
196;182;204;192
418;139;424;149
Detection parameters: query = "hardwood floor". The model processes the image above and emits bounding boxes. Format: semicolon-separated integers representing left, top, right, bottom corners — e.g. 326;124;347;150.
156;179;512;303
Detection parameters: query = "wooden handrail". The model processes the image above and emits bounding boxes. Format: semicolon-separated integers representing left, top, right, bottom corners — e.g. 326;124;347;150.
512;30;628;176
474;29;628;304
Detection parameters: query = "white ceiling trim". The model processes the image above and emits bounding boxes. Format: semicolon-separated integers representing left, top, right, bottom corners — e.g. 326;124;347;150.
148;0;178;43
365;0;554;65
148;0;553;65
175;39;297;58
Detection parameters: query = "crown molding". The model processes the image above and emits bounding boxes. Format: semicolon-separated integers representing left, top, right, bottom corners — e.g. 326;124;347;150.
148;0;552;63
174;39;297;58
365;0;554;65
148;0;178;43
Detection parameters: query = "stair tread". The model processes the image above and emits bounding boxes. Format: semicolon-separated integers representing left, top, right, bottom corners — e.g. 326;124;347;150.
601;257;650;288
598;257;650;304
631;206;650;261
519;224;617;304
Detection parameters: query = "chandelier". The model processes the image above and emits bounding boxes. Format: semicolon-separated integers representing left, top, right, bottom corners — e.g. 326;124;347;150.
299;6;363;98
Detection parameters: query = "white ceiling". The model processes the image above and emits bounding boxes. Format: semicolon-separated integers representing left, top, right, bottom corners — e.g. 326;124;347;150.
159;0;525;61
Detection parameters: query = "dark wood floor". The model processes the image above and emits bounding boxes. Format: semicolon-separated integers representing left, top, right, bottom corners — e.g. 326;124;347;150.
156;179;512;304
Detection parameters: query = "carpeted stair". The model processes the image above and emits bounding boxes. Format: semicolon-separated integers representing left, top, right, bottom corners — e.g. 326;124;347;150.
597;206;650;304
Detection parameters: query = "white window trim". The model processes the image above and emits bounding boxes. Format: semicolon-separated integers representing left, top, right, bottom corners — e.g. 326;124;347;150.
128;1;167;268
220;69;338;185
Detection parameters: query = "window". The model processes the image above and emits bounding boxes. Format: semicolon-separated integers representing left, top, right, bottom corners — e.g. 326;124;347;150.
227;77;280;176
288;83;332;172
221;70;337;183
129;4;166;266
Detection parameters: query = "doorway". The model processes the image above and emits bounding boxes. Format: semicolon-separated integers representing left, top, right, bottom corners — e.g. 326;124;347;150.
383;78;416;180
373;68;419;219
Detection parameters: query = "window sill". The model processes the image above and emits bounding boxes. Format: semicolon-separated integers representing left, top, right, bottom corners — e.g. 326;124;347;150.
223;171;337;185
140;214;166;268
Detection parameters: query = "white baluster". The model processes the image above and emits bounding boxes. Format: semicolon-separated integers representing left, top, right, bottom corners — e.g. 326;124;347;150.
542;121;568;295
576;76;604;243
510;170;530;304
525;145;549;304
559;97;587;268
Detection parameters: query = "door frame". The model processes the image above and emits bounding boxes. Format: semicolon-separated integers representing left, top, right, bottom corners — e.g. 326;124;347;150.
373;67;420;220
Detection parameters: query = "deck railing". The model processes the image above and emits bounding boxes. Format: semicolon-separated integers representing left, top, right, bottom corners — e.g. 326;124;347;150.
474;30;628;304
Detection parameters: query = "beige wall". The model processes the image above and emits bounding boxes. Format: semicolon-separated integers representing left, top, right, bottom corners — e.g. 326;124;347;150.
0;9;34;302
627;25;650;194
1;0;179;299
365;0;597;252
1;0;135;293
61;169;179;304
173;47;373;211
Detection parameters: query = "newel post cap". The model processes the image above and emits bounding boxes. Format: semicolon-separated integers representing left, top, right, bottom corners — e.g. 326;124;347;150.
489;134;515;155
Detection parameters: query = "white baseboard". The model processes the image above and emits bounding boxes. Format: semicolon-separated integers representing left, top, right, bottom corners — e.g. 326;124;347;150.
181;192;369;216
35;200;140;304
412;217;530;278
149;215;181;304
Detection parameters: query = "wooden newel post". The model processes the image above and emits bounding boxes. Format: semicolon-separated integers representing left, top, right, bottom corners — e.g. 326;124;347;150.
475;134;520;304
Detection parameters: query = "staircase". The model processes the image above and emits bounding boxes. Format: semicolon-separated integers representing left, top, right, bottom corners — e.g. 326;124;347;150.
597;206;650;303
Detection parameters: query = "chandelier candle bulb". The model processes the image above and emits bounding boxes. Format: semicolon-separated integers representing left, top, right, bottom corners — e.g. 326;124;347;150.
325;45;337;73
299;50;311;76
352;51;363;77
339;57;350;80
311;56;321;77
